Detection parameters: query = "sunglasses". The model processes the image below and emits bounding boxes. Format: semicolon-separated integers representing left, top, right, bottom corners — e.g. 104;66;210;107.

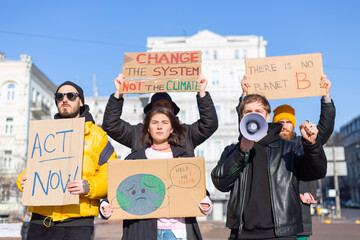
55;92;79;101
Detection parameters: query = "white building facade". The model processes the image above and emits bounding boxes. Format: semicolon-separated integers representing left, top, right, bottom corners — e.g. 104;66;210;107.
0;53;57;220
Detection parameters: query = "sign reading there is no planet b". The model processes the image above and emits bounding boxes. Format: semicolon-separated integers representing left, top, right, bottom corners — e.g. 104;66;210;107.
245;53;326;99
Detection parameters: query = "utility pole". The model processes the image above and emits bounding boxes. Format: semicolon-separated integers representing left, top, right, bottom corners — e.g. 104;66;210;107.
318;179;324;222
333;145;342;218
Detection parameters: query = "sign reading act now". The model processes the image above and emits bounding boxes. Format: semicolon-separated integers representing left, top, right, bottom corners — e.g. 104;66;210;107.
22;118;84;206
120;51;202;94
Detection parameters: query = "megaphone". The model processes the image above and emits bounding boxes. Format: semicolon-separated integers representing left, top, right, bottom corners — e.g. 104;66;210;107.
239;113;268;141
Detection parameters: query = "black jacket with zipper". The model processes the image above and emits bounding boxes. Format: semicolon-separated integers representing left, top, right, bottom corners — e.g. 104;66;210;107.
236;96;336;236
211;123;327;237
293;97;335;236
102;92;218;157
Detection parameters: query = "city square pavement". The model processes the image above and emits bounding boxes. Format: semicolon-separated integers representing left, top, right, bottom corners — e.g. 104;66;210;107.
92;218;360;240
1;209;359;240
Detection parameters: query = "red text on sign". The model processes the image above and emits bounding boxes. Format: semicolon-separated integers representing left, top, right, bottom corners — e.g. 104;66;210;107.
136;52;200;65
296;72;311;90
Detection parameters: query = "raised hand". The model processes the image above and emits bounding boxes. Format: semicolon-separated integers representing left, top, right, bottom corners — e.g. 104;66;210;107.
299;121;318;144
241;74;251;96
114;73;125;99
197;74;208;98
320;74;331;98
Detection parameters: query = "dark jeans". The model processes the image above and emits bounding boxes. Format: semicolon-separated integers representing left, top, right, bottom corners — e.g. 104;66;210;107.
229;230;297;240
229;237;297;240
27;222;93;240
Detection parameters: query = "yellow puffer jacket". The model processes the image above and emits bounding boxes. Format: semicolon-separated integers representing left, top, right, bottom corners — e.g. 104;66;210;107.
17;120;117;222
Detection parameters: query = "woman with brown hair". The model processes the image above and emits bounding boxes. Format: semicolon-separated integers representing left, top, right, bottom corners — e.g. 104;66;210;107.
101;107;212;240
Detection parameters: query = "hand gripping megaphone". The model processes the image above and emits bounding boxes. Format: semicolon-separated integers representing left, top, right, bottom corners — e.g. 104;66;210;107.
239;113;268;141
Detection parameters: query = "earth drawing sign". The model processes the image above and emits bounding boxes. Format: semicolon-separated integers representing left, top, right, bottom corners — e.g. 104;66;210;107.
120;51;202;94
107;157;206;219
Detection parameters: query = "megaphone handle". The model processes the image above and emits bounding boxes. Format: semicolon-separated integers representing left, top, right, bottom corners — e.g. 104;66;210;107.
244;150;250;164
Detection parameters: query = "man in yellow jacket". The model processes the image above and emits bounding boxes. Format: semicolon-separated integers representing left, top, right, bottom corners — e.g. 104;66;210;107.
17;81;117;240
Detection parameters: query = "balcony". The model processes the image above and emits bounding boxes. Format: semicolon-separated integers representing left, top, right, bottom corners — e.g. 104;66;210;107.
30;101;51;118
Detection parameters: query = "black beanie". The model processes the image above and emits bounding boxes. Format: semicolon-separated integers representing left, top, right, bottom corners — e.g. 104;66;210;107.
55;81;85;105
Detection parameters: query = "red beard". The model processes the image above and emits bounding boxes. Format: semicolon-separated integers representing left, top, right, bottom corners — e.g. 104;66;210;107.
279;130;294;140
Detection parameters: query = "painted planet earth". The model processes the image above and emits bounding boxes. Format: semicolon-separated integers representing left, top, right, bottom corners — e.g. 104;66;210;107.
116;174;166;215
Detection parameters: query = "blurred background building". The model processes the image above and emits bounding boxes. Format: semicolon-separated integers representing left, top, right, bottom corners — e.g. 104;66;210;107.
0;53;57;220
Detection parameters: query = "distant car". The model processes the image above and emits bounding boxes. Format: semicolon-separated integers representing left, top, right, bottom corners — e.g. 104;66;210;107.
345;200;360;208
324;199;336;208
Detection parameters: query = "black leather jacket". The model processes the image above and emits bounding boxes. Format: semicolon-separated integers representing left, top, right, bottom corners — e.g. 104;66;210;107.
211;123;327;237
293;97;335;236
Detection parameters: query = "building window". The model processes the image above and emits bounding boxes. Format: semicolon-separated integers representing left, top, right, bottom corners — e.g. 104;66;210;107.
215;105;221;123
7;83;15;100
1;184;10;202
235;50;239;59
231;109;237;121
229;71;234;84
3;150;12;168
196;148;204;157
32;89;37;103
179;111;186;123
243;49;248;59
214;141;222;159
238;76;242;84
204;51;209;60
212;70;220;85
5;117;13;135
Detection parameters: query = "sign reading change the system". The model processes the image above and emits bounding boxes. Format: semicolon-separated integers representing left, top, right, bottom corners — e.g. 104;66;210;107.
245;53;326;99
120;51;202;93
22;118;84;206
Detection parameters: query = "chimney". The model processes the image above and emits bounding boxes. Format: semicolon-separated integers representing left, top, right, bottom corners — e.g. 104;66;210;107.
20;54;31;62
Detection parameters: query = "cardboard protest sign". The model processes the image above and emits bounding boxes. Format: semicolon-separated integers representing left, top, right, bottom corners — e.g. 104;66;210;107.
120;51;202;93
22;118;85;206
245;53;326;99
107;157;206;220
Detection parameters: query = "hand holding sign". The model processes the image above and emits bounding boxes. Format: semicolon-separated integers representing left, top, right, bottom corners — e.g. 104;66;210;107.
66;179;90;195
196;74;208;98
320;74;331;98
20;174;27;189
241;74;251;96
114;73;125;99
101;202;113;218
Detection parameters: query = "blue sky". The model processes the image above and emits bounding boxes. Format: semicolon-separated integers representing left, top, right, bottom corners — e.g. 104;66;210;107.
1;1;359;134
